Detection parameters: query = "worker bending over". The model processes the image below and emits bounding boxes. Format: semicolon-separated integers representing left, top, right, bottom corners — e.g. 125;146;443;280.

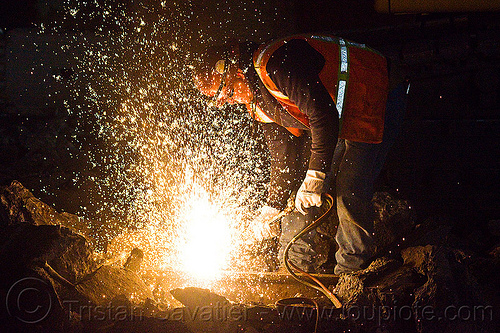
192;34;407;275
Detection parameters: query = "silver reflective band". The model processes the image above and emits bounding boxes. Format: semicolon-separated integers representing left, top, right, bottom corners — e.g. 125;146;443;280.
337;38;348;118
339;39;348;73
336;80;347;116
255;46;268;67
311;35;335;42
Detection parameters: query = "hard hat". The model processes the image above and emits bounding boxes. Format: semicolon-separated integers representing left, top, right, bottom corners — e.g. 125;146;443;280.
192;43;240;108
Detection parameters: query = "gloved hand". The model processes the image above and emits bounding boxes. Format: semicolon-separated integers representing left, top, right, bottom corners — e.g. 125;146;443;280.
250;205;281;241
295;170;326;215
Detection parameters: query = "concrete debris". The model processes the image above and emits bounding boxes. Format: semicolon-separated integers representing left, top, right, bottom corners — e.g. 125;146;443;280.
123;248;144;272
0;180;89;234
373;191;416;251
0;181;153;332
170;287;231;308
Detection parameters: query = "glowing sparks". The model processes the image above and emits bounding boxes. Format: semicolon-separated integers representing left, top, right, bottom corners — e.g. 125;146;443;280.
179;193;232;280
51;0;276;282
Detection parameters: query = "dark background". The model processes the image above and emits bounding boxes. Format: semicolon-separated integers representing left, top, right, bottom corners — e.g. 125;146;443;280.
1;1;499;249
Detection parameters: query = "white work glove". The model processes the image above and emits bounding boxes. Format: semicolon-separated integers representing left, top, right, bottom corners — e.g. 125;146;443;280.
295;170;326;215
250;205;281;241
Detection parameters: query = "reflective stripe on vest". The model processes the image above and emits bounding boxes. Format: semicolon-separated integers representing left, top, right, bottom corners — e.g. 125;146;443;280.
336;38;349;119
250;103;274;123
253;34;388;143
254;35;353;123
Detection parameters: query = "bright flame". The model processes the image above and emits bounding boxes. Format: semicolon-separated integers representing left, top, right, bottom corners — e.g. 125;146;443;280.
178;193;232;281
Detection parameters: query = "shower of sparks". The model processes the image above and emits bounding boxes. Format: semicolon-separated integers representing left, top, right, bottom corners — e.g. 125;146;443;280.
44;0;282;282
179;190;233;280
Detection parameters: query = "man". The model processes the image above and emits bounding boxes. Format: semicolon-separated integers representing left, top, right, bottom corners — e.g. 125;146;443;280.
192;34;408;275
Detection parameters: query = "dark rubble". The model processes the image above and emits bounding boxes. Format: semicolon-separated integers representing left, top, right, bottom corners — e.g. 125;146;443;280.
0;181;498;333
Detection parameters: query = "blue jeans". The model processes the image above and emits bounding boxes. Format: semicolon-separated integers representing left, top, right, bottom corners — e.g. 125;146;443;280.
278;206;330;273
278;82;408;274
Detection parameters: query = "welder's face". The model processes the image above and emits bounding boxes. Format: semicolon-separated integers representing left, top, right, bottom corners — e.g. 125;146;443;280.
194;68;252;107
226;73;253;105
193;71;223;98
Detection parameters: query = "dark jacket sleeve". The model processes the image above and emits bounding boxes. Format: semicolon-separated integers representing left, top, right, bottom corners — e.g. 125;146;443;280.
266;39;339;172
260;122;310;210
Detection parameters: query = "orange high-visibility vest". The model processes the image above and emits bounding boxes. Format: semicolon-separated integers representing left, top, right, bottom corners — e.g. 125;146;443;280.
253;34;389;143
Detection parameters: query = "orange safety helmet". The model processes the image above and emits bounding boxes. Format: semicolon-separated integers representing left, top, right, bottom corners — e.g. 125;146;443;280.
192;43;240;108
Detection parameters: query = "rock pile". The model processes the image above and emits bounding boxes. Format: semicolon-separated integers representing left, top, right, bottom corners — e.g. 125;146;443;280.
0;180;498;333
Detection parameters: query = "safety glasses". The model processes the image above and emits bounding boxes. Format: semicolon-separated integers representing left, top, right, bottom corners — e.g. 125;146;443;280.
209;55;237;108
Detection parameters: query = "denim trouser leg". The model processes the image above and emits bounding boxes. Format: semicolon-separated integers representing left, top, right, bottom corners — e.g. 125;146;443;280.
333;140;380;274
278;206;330;272
334;82;407;274
277;141;381;274
278;82;407;274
